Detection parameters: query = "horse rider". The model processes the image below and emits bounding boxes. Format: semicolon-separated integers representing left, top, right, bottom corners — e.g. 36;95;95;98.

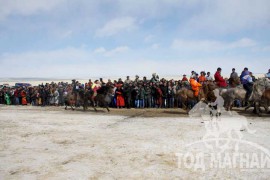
206;72;214;81
189;75;202;99
198;71;207;85
241;70;254;106
72;79;76;93
91;80;101;106
240;67;249;84
229;68;239;87
72;79;80;106
266;69;270;79
214;67;227;87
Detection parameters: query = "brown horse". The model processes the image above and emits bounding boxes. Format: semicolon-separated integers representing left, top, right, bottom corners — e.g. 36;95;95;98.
85;85;114;112
229;77;240;87
176;81;216;110
64;88;87;111
261;89;270;113
175;87;203;109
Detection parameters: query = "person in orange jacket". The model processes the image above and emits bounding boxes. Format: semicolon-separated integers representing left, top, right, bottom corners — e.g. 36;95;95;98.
198;71;207;84
189;75;202;97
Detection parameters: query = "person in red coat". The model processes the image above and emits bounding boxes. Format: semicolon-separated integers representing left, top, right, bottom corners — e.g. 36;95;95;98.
21;89;28;105
115;85;125;108
214;67;227;87
156;85;163;108
181;74;188;82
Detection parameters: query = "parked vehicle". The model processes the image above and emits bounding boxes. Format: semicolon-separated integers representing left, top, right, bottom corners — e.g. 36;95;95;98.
15;83;32;87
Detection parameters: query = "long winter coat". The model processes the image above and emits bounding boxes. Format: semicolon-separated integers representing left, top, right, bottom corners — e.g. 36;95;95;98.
115;88;125;107
190;79;202;97
214;71;227;87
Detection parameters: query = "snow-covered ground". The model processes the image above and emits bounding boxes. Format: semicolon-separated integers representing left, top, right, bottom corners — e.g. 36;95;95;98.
0;106;270;179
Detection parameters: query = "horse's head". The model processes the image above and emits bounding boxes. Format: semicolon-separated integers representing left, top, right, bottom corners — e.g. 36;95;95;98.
107;86;115;95
250;78;270;102
207;81;217;91
77;89;85;97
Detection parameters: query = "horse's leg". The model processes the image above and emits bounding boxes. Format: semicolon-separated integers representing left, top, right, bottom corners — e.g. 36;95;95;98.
181;99;187;110
181;96;187;110
255;102;261;116
71;104;75;111
86;100;89;110
230;104;233;111
225;103;229;111
90;100;97;112
264;105;269;113
65;105;67;110
106;106;110;112
82;99;87;111
226;99;232;111
245;103;252;111
185;99;191;113
182;102;187;110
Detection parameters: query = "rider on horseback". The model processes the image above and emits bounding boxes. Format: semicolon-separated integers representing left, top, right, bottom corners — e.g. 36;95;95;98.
214;67;227;87
91;80;101;106
190;75;202;98
72;79;80;106
229;68;240;87
198;71;207;84
240;68;254;105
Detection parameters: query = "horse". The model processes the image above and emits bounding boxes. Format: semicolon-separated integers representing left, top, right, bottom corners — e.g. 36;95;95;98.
176;81;216;110
175;87;203;109
245;78;270;116
64;88;87;111
85;85;114;112
260;89;270;113
228;77;240;87
219;85;246;111
204;81;218;102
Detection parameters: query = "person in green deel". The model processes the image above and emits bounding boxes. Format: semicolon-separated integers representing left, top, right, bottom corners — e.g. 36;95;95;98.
5;92;11;105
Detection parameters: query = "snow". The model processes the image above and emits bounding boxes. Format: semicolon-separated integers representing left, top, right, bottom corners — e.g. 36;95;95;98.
0;106;269;179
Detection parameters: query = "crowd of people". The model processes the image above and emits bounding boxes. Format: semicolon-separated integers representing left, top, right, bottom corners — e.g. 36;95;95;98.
0;68;269;109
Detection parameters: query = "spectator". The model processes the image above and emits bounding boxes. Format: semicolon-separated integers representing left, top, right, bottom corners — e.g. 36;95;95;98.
124;76;131;84
144;84;152;108
115;85;125;108
21;88;27;105
137;84;145;108
206;72;213;81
